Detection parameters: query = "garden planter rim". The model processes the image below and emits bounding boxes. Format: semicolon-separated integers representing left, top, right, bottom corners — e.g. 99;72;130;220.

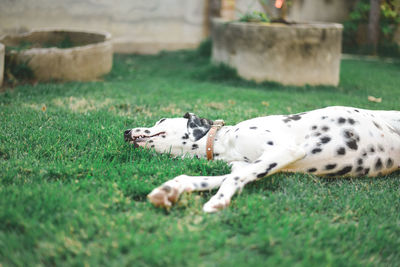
0;28;112;55
212;17;343;30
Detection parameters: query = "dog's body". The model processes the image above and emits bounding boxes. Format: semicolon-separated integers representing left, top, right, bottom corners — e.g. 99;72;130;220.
124;106;400;212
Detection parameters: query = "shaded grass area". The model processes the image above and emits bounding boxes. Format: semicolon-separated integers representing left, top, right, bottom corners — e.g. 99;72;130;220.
1;48;400;266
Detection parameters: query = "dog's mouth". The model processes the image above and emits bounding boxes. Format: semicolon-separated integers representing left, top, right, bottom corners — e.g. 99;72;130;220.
125;131;166;148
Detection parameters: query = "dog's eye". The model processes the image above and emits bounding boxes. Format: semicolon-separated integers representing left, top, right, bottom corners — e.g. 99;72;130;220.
157;118;166;125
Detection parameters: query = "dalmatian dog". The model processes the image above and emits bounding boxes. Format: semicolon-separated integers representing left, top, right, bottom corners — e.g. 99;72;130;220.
124;106;400;213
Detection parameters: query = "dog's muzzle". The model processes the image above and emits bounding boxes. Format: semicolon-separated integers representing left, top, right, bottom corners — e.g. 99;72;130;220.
124;129;166;148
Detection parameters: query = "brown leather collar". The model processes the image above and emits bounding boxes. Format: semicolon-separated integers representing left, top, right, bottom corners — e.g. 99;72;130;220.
206;120;225;160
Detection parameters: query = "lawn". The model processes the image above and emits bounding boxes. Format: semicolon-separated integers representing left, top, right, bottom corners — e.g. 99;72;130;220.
1;47;400;266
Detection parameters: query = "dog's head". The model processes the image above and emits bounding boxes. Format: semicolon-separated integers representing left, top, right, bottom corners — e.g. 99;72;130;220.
124;113;213;156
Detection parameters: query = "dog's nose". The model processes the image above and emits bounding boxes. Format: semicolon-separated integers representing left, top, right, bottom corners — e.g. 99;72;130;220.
124;129;132;139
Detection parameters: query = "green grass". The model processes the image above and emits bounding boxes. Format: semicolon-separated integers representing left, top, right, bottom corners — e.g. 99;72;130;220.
1;48;400;266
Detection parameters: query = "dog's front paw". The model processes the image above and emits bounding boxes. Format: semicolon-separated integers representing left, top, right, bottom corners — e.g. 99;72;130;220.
147;184;180;209
203;195;231;213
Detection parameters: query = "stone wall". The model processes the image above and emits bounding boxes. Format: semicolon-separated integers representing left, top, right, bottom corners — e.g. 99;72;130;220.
0;0;208;54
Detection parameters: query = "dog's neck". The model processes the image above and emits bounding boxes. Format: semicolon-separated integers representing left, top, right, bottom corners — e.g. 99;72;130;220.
187;126;233;160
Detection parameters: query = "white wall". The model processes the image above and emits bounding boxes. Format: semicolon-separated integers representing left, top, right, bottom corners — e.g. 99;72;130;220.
289;0;355;23
0;0;208;54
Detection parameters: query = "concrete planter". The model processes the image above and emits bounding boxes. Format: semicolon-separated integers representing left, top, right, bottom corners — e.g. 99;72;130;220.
211;18;343;86
0;43;4;87
0;29;113;82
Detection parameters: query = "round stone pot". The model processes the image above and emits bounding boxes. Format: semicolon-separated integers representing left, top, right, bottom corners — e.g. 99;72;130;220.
0;43;4;87
211;18;343;86
0;29;113;82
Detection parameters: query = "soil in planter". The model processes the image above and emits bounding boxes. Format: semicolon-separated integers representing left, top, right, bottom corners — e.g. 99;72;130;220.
238;11;298;25
5;35;75;52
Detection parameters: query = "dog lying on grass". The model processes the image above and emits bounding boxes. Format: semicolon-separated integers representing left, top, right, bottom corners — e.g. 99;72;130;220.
124;106;400;212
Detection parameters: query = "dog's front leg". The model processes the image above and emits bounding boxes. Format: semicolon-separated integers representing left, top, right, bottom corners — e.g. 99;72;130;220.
147;175;228;208
203;145;306;213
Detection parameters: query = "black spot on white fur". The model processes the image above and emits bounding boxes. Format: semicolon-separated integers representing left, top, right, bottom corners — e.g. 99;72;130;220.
346;140;358;150
361;149;368;157
321;126;329;132
325;164;336;170
320;136;331;144
368;145;375;154
312;148;322;154
373;121;382;130
267;163;278;171
375;158;383;171
283;114;302;123
336;147;346;156
386;158;394;168
343;129;359;150
327;165;352;177
257;163;278;178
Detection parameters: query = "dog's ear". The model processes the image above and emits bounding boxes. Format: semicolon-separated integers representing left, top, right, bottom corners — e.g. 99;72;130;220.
183;112;214;141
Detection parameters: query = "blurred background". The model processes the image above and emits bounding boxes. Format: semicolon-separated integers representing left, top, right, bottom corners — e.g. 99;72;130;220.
0;0;399;56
